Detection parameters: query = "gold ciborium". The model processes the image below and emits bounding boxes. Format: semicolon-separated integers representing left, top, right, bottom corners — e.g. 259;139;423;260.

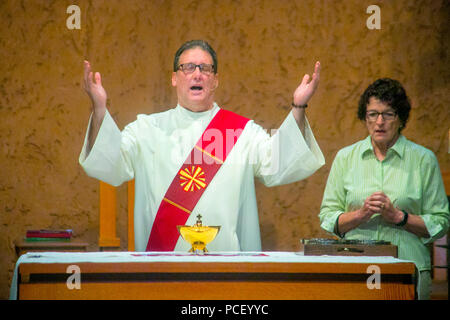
177;214;220;254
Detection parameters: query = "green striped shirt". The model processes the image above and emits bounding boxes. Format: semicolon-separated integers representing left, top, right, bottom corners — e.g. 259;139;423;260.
319;135;449;271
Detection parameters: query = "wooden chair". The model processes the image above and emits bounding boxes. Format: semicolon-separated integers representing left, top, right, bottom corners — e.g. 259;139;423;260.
443;171;450;197
99;180;134;251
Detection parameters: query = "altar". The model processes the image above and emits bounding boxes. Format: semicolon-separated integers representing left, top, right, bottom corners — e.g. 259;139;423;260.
10;251;416;300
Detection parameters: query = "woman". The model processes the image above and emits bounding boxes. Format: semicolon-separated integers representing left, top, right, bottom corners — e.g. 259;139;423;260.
319;78;449;299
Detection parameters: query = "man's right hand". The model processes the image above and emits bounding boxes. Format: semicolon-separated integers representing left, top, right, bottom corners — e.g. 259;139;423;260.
84;60;108;151
84;60;107;117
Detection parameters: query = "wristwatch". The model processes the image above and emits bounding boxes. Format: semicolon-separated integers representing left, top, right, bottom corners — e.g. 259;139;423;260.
291;102;308;108
396;210;409;227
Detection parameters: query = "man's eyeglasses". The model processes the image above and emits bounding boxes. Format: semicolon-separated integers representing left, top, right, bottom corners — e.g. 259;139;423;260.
366;111;397;122
178;63;215;75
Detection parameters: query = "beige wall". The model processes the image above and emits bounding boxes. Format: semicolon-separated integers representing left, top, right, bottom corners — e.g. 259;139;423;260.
0;0;448;299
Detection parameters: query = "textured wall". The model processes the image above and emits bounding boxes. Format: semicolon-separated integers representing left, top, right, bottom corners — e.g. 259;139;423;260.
0;0;449;299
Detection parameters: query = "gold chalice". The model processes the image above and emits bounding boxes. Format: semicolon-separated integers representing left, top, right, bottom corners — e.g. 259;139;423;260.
177;214;220;254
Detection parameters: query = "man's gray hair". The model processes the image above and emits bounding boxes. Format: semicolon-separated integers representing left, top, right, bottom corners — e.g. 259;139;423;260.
173;40;218;74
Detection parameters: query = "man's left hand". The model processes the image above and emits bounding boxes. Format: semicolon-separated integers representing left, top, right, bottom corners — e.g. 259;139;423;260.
292;61;321;107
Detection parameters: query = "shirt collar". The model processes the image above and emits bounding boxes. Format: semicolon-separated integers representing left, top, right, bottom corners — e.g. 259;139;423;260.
389;135;406;158
361;134;406;159
175;102;219;120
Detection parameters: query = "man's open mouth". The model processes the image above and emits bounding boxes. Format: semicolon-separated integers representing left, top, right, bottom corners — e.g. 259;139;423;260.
190;86;203;91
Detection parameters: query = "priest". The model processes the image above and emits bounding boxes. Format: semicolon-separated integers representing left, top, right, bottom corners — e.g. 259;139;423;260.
79;40;325;252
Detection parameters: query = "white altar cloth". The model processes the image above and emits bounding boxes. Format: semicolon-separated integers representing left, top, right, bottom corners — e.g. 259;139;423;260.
10;251;414;299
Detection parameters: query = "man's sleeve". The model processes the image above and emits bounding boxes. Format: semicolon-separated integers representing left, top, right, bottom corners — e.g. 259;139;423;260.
79;109;135;186
253;111;325;187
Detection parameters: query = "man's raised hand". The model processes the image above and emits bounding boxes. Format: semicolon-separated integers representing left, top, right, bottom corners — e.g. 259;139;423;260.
293;61;321;107
83;60;108;150
84;60;107;114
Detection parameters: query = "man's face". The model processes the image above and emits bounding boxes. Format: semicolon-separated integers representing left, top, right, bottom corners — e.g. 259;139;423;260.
172;47;218;112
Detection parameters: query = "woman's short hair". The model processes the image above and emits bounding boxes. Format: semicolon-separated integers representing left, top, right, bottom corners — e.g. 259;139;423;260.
173;40;218;74
357;78;411;131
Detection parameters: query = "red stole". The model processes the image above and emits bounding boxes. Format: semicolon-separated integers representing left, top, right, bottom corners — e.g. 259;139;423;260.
146;108;250;251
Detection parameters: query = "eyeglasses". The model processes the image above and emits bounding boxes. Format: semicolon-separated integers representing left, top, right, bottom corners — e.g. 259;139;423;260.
178;63;215;75
366;111;397;122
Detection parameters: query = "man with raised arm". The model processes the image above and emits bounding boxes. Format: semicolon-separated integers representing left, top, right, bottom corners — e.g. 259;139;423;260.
79;40;325;252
